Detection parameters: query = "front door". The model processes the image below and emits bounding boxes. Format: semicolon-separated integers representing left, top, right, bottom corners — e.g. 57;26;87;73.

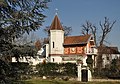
81;69;88;82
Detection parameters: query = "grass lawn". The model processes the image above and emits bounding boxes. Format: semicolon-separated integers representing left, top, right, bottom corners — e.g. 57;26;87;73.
21;79;120;84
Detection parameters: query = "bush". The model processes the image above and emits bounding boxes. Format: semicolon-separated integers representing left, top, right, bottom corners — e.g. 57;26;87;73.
0;59;13;83
62;63;77;76
36;63;77;77
10;62;32;80
36;62;59;76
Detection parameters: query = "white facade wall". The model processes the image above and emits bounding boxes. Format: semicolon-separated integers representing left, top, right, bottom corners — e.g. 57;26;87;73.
50;56;62;63
82;56;88;66
77;64;82;81
102;54;120;68
12;56;43;65
49;30;64;63
63;60;76;63
86;43;89;54
44;44;49;61
49;30;64;55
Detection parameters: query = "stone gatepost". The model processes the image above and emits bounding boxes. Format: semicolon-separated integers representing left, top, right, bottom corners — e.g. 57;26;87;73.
77;65;92;81
88;68;92;81
77;63;82;81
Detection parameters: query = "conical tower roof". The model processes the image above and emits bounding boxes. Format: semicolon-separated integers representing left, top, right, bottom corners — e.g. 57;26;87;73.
50;15;63;30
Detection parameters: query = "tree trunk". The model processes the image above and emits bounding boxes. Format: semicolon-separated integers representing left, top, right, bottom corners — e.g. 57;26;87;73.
96;46;104;76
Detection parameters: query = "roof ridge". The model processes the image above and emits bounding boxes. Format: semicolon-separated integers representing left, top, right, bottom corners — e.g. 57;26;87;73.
65;34;91;38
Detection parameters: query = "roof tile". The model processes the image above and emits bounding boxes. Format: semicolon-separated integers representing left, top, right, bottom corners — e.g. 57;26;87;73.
64;34;91;45
50;15;63;30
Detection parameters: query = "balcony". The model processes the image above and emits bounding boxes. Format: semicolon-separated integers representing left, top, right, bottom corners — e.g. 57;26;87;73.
86;47;97;55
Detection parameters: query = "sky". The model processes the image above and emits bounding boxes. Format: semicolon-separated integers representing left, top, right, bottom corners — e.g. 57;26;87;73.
34;0;120;50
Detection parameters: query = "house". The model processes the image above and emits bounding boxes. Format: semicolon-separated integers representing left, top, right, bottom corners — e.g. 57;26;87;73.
11;14;97;81
12;14;97;67
98;46;120;68
40;14;97;67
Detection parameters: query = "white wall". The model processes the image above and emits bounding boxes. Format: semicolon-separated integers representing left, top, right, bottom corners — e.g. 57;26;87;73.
49;30;64;55
43;44;50;62
12;56;43;65
50;56;62;63
82;55;88;66
102;54;120;68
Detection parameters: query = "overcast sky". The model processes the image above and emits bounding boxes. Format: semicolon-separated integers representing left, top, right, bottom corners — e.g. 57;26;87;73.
34;0;120;49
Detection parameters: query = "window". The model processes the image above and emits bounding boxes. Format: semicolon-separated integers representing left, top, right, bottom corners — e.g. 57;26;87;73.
107;57;109;60
53;58;54;62
91;37;93;40
53;42;54;48
91;47;94;53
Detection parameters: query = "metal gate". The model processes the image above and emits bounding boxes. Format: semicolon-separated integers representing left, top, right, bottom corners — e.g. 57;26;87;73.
81;69;88;82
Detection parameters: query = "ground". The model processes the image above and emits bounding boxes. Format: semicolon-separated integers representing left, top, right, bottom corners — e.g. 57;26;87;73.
20;78;120;84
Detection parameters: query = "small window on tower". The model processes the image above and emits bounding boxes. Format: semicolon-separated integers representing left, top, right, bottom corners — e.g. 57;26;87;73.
53;42;54;48
53;58;54;62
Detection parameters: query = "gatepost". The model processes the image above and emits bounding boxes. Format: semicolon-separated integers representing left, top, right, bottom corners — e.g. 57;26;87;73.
77;60;82;81
77;64;92;82
77;63;82;81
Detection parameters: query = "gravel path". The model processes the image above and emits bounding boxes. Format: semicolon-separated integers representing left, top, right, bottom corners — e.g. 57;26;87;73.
92;79;120;82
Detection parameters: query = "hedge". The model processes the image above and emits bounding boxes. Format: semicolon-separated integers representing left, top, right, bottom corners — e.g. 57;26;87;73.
36;63;77;77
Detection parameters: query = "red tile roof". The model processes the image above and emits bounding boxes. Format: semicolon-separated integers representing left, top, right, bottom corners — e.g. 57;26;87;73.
98;46;120;54
50;15;63;30
64;34;91;45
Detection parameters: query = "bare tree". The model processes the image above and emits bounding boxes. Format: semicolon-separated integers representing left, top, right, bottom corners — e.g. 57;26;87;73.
44;25;72;36
99;17;116;46
81;21;97;45
43;26;50;36
81;17;116;47
63;25;72;36
81;17;116;76
81;21;91;35
35;40;42;50
97;17;116;75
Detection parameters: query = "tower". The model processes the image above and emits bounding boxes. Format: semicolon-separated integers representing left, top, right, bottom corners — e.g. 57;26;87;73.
49;15;64;63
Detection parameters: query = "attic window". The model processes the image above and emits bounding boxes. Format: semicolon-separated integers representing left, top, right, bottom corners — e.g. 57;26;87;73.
91;37;93;40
